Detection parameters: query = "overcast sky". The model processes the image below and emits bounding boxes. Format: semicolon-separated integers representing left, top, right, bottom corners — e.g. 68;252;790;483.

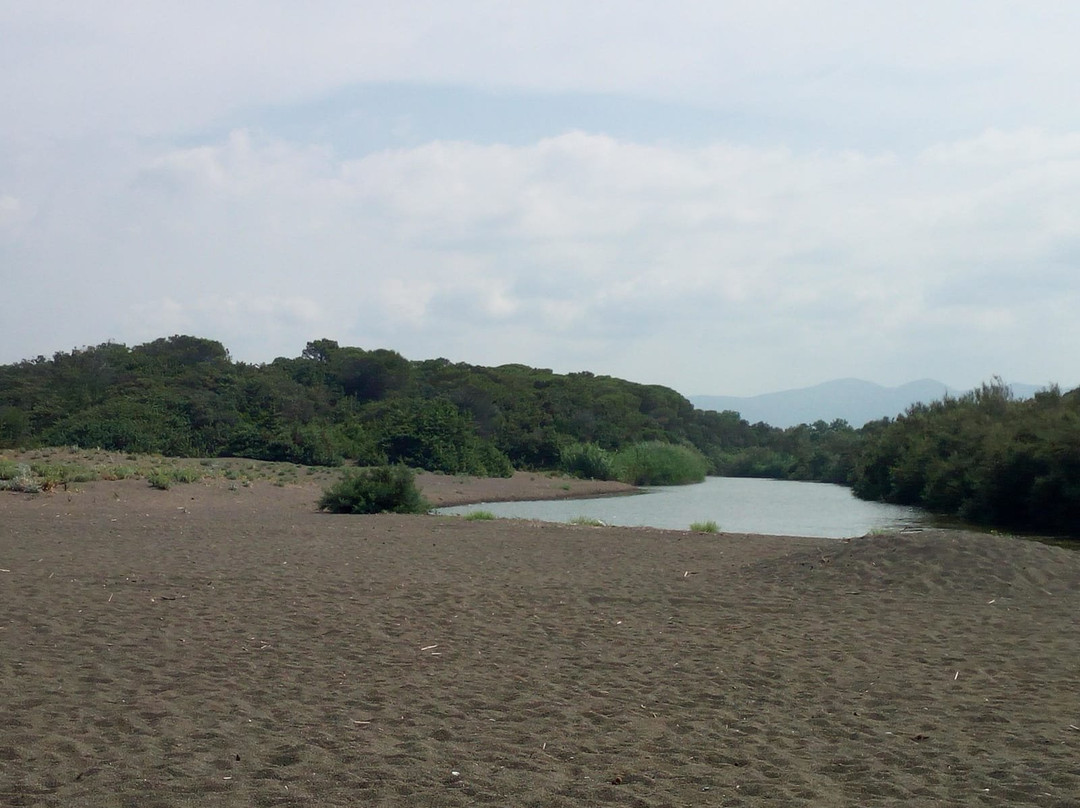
2;2;1078;396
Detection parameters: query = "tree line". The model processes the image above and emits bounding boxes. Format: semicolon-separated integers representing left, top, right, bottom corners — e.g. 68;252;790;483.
1;336;1076;534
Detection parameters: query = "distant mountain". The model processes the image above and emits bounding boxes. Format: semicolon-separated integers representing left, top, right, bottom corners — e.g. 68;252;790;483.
689;378;1043;428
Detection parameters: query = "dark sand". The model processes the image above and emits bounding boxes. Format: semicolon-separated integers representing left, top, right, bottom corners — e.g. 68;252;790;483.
1;476;1079;807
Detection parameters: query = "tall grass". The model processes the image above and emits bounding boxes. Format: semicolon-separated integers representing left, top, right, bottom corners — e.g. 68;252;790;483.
611;442;708;486
559;442;616;480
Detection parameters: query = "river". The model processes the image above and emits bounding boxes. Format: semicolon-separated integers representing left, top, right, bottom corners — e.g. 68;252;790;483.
434;476;935;539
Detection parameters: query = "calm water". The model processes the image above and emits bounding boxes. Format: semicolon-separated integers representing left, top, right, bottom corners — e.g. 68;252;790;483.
435;476;935;539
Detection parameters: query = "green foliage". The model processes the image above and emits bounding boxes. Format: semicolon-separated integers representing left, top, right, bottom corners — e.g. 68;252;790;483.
559;441;615;480
169;467;202;483
849;379;1080;534
29;462;98;488
318;465;430;515
713;447;796;479
689;520;720;533
147;466;202;489
5;337;1078;535
611;442;709;486
462;510;497;521
0;462;39;493
372;398;513;477
39;399;197;456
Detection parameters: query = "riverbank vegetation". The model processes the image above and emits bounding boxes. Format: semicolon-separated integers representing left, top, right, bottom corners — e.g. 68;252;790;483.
1;336;1078;534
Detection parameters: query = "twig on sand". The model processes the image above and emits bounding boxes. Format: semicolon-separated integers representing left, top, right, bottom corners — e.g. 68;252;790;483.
420;644;438;651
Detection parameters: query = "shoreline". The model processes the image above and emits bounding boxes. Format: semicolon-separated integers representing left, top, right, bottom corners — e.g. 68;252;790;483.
413;469;641;508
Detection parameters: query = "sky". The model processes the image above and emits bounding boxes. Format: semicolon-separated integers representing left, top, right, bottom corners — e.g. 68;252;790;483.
2;2;1079;397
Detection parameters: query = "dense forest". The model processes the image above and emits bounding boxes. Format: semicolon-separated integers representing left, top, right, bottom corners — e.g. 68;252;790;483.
1;336;1077;535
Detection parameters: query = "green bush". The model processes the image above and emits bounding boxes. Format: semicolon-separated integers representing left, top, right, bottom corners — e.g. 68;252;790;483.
30;462;98;488
559;442;615;480
689;520;720;533
169;467;202;483
372;398;513;477
611;442;708;486
318;465;430;514
463;510;496;521
0;462;40;493
147;466;202;489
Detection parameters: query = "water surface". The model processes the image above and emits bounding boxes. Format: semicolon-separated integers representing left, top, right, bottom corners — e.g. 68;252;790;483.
436;476;934;539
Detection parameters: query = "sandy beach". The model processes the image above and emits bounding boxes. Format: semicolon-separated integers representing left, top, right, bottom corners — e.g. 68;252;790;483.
1;474;1078;806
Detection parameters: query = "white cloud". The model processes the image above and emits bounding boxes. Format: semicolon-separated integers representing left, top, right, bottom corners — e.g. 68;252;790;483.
25;126;1049;391
128;295;325;363
4;4;1080;393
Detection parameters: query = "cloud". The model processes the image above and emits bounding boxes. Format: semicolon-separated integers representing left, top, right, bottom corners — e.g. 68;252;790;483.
4;4;1080;393
30;126;1053;388
128;295;325;362
5;2;1080;144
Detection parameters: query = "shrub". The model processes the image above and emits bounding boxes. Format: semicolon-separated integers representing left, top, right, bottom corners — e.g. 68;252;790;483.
559;442;615;480
102;465;137;480
318;465;430;514
169;467;202;483
463;510;496;521
0;462;40;493
29;462;98;489
373;398;513;477
611;442;708;486
147;466;202;489
689;520;720;533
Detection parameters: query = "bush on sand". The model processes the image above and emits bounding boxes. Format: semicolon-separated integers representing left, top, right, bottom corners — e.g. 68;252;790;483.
318;466;430;514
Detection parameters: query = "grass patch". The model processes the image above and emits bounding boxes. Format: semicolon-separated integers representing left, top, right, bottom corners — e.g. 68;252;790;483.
689;520;720;533
612;442;708;486
569;515;606;526
462;510;497;521
147;466;203;489
169;467;203;484
29;462;99;489
559;442;615;480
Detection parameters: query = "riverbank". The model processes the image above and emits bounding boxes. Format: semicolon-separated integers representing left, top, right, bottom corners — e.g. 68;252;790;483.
2;477;1079;806
415;470;639;507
